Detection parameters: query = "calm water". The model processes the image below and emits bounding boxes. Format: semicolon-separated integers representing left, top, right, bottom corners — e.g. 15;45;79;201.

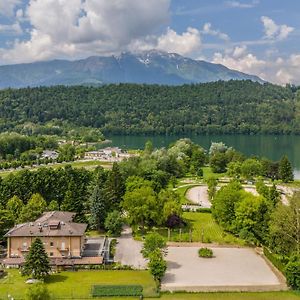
107;134;300;179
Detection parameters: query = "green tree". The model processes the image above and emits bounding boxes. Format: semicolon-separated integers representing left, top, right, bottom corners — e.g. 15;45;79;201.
122;186;158;229
57;144;75;162
227;161;242;179
148;249;167;283
0;209;14;238
144;140;154;156
47;200;59;211
269;192;300;255
212;181;242;231
6;195;24;222
158;189;182;225
285;254;300;290
19;193;47;223
142;232;166;258
22;238;51;280
279;155;294;183
89;185;110;230
240;158;262;180
206;176;217;201
25;283;51;300
60;179;86;221
106;163;125;210
104;210;123;236
234;194;270;242
210;152;227;173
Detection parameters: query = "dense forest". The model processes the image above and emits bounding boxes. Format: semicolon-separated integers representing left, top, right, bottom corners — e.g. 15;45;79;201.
0;80;299;135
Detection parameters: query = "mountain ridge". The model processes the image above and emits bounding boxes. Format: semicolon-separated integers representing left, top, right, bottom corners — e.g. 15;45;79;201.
0;50;264;88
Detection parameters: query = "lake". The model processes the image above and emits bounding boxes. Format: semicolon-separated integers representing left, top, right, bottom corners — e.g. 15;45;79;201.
107;134;300;179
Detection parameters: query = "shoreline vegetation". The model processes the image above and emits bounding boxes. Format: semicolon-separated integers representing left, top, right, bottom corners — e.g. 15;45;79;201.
0;81;300;135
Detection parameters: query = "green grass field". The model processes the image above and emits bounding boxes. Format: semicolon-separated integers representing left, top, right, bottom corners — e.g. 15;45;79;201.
175;212;245;245
0;269;157;299
135;212;245;245
0;160;112;178
202;166;226;180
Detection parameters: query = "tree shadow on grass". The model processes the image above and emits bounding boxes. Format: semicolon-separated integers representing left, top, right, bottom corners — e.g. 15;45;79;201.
45;274;68;284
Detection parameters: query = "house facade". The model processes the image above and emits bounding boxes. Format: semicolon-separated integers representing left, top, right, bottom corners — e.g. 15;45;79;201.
3;211;103;267
84;147;131;162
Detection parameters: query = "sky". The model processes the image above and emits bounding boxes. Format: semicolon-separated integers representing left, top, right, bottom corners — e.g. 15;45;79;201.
0;0;299;85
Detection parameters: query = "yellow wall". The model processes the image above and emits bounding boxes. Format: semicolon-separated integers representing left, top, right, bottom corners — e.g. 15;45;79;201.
9;235;83;258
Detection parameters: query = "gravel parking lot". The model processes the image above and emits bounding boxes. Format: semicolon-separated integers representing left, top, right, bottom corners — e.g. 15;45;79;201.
161;247;286;292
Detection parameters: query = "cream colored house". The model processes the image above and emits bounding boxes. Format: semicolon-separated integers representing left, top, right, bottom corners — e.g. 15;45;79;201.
3;211;102;267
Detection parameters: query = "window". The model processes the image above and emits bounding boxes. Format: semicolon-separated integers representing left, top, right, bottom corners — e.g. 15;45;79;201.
50;242;54;247
50;252;54;257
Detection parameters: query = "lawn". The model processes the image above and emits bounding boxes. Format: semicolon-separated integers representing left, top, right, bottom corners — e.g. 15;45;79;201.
160;291;300;300
202;166;226;180
0;160;112;178
135;212;245;245
171;212;245;245
0;269;157;299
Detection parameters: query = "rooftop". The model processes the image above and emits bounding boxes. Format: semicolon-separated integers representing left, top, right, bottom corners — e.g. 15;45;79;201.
5;211;87;238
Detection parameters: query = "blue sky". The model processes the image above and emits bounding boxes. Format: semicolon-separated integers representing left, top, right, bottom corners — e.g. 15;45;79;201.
0;0;299;84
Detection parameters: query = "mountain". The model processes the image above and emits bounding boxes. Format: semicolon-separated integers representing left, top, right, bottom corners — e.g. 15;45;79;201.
0;50;264;88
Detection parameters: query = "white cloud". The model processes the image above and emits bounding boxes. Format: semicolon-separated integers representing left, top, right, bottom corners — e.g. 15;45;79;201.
213;46;266;78
0;22;22;35
261;16;294;41
212;46;300;85
225;0;259;9
156;27;201;55
0;0;21;17
202;23;230;41
1;0;171;63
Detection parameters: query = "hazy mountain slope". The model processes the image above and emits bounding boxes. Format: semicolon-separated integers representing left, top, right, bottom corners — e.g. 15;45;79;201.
0;50;264;88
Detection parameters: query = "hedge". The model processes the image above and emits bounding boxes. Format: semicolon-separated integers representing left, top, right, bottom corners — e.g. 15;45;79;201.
91;285;143;297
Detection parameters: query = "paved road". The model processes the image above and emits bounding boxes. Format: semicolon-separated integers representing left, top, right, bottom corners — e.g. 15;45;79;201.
186;185;211;208
115;226;147;269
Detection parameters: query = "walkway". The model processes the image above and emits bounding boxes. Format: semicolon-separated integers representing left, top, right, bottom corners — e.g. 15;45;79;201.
115;226;147;269
186;185;211;208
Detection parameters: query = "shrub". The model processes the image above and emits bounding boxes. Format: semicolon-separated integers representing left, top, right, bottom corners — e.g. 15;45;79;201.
148;249;167;283
91;285;143;297
166;214;185;228
104;211;123;236
263;247;287;274
198;247;213;258
25;284;51;300
142;232;166;258
285;254;300;290
109;239;117;258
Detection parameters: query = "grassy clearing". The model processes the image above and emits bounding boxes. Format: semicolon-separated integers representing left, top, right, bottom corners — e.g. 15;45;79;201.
203;166;226;180
0;269;157;299
0;160;112;178
134;212;245;245
160;291;300;300
179;212;245;245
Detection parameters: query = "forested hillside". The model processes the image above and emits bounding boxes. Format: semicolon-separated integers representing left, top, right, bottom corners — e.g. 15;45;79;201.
0;80;299;135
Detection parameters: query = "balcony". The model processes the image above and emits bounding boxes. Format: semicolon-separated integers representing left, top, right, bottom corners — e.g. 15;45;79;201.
57;247;69;252
18;247;30;252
